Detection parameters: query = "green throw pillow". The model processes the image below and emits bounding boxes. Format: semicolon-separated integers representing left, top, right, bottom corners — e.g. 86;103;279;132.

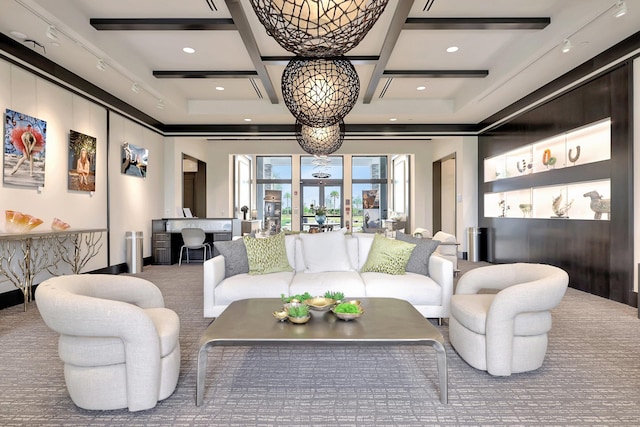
243;232;293;275
361;233;416;275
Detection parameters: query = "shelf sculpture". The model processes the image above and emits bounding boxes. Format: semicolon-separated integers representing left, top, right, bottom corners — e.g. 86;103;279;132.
583;191;610;220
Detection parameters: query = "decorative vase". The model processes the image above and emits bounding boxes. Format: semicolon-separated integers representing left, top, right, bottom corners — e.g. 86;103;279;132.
315;214;326;225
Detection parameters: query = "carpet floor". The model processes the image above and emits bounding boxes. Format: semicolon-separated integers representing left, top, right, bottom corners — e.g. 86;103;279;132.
1;262;639;426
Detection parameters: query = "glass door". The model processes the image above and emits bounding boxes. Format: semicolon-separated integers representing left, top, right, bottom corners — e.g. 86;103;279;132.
300;184;343;231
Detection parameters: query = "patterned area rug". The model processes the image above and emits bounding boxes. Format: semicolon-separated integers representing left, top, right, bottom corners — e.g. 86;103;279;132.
1;263;639;426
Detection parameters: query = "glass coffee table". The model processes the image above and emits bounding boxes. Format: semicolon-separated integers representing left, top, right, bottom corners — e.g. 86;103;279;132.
196;297;447;405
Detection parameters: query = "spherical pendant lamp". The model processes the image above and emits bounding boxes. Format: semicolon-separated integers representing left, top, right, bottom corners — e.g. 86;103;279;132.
295;119;345;155
282;57;359;127
249;0;390;57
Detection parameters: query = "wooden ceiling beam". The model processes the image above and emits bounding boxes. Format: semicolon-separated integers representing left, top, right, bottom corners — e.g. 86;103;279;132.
403;17;550;30
224;0;278;104
153;70;258;79
363;0;415;104
90;18;236;31
383;70;488;78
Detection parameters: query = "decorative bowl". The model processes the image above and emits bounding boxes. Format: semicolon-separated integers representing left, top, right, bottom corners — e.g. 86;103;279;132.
304;297;335;311
272;310;288;321
331;309;364;321
288;315;311;324
331;302;364;321
5;210;43;233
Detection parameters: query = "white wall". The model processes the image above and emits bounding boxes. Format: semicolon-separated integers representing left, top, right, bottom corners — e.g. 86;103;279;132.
0;61;109;293
0;57;165;296
431;136;478;252
166;136;478;244
108;113;165;264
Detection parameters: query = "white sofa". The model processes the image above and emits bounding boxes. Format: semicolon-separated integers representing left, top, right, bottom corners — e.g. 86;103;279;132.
203;232;453;320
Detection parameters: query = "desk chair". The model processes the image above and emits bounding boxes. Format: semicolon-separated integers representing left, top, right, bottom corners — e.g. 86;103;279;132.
179;228;211;265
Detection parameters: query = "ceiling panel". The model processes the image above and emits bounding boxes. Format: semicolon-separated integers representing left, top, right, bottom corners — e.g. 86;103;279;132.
0;0;637;127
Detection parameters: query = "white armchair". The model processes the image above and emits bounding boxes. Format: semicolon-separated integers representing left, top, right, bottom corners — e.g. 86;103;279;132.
36;274;181;411
449;263;568;376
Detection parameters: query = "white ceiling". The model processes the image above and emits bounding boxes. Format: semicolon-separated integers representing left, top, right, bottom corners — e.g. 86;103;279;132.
0;0;638;127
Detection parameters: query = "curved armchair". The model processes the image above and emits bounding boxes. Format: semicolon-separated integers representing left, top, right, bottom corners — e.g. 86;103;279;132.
449;263;568;376
36;274;180;411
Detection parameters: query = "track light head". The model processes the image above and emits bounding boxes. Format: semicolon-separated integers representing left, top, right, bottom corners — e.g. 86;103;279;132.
96;59;106;71
131;82;140;93
156;99;165;109
46;25;59;42
614;0;627;18
561;39;573;53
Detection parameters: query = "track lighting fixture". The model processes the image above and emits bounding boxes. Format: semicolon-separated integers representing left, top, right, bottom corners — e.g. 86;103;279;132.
614;0;627;18
156;99;165;109
96;59;106;71
131;82;140;93
561;39;573;53
46;25;59;42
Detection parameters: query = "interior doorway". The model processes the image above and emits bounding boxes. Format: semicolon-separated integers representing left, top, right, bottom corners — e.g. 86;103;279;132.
182;154;207;218
432;154;456;235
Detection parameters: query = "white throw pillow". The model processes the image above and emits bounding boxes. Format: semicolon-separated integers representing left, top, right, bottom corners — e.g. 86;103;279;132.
299;231;352;273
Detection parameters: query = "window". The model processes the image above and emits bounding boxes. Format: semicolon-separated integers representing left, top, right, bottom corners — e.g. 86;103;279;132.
352;156;388;232
257;156;292;231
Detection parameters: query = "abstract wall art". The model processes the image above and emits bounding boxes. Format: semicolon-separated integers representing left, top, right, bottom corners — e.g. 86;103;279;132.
3;109;47;187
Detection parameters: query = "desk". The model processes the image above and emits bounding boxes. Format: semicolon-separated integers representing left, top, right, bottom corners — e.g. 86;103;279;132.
152;219;233;265
0;228;106;311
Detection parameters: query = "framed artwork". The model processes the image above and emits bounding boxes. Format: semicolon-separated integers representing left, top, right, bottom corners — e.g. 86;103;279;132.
68;130;96;192
362;189;380;229
3;109;47;187
121;142;148;178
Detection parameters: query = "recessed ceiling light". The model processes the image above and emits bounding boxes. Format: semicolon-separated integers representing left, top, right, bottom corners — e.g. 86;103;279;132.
417;86;426;91
156;100;165;109
244;118;252;122
561;39;573;53
446;46;459;53
10;31;27;40
215;86;225;91
182;47;195;54
131;82;140;93
389;118;397;122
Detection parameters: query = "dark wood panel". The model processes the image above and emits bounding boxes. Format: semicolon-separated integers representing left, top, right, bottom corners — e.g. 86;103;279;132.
479;64;633;306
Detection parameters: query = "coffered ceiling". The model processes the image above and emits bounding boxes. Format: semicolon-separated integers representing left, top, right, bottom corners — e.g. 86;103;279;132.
0;0;638;129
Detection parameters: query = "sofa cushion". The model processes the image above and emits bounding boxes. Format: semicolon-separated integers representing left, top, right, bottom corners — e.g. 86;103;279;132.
213;239;249;278
354;233;375;270
289;271;365;298
299;230;352;273
395;231;440;277
361;234;416;275
243;232;293;275
214;272;294;306
362;272;443;306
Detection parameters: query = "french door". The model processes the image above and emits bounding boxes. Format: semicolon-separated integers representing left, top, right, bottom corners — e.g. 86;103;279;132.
300;182;343;231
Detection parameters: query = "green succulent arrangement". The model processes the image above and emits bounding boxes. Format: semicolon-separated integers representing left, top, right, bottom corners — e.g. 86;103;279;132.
333;303;362;314
281;292;312;303
324;290;345;301
286;304;310;318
